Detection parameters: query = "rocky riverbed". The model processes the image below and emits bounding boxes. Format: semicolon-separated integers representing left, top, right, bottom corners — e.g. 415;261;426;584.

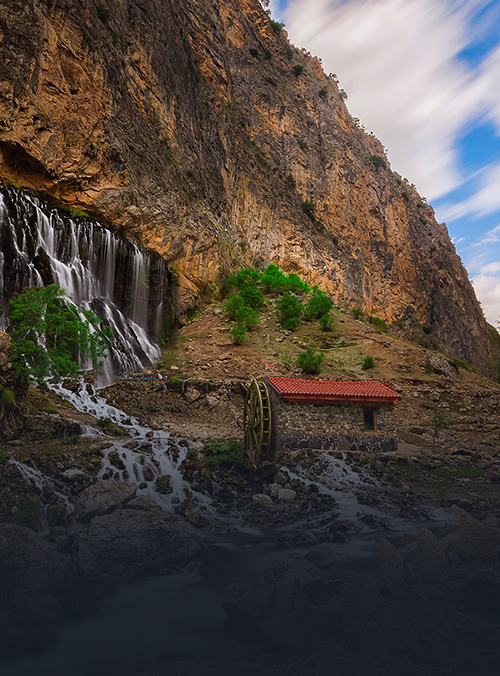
1;378;500;675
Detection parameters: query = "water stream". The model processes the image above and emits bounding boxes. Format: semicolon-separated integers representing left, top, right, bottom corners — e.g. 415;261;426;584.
0;186;171;385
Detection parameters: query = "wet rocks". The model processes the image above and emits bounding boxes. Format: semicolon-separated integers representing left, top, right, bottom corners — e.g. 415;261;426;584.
252;494;273;507
73;480;137;522
154;474;173;494
72;504;201;579
277;488;296;502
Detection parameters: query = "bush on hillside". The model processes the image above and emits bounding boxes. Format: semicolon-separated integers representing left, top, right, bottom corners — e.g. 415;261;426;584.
239;281;264;309
230;324;247;344
304;287;333;320
361;356;375;370
319;312;335;331
297;347;324;374
278;293;303;331
235;305;259;329
370;316;388;333
226;294;244;319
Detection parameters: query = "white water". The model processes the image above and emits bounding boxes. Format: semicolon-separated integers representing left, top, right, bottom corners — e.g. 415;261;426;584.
48;379;211;510
8;459;74;533
0;187;168;385
286;453;446;534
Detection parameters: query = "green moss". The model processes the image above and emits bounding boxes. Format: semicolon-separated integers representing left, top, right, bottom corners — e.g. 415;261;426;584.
1;388;15;409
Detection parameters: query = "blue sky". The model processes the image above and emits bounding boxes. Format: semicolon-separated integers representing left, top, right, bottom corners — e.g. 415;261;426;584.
268;0;500;326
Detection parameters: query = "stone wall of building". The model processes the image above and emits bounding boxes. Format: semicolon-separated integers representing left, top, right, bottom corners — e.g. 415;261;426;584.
268;386;398;455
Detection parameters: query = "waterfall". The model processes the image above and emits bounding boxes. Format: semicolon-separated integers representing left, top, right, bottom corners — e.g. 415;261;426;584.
0;186;172;384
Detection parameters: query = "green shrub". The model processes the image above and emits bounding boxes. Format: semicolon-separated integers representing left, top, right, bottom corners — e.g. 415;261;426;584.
186;448;199;460
352;307;364;319
235;305;259;329
391;317;405;329
0;450;7;465
233;267;262;288
281;352;293;369
447;356;469;371
230;324;247;344
368;155;387;169
301;201;315;220
202;439;246;471
297;137;308;150
262;264;288;294
278;293;303;331
225;294;244;319
269;19;284;35
305;287;333;320
370;316;388;333
297;347;324;374
319;312;335;331
249;48;259;58
9;284;113;388
339;89;348;100
239;282;264;309
292;64;304;76
362;356;375;370
319;88;328;99
286;273;310;295
285;174;296;189
265;76;277;87
424;361;434;374
432;409;449;431
422;324;432;334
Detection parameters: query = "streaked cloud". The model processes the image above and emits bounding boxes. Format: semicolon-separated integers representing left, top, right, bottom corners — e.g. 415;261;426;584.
282;0;498;201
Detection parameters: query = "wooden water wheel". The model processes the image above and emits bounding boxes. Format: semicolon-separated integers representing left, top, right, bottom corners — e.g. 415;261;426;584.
244;379;272;466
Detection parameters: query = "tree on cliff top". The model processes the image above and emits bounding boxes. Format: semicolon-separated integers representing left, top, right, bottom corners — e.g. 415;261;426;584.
9;285;113;388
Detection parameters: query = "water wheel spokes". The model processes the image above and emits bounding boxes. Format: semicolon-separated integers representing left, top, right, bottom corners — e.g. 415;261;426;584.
244;379;272;466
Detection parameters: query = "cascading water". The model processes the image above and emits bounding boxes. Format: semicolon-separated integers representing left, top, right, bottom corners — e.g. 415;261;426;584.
0;186;172;385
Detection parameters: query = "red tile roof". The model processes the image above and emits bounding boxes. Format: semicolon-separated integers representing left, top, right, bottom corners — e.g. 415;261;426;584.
268;377;401;403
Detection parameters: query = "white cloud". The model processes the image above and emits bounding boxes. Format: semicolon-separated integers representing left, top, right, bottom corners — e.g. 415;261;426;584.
282;0;494;200
463;238;500;324
474;223;500;246
471;272;500;325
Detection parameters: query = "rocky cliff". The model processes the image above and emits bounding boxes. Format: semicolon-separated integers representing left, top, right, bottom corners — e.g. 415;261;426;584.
0;0;498;375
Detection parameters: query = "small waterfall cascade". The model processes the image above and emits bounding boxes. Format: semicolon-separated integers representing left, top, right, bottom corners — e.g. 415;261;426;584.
49;379;212;510
0;186;172;384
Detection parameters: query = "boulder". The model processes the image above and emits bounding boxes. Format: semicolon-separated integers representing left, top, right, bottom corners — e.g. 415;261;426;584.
73;480;136;522
277;488;296;502
72;507;201;579
154;474;173;494
428;354;458;380
252;494;273;507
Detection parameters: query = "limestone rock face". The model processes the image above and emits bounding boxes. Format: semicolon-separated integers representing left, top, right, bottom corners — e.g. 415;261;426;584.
0;0;498;375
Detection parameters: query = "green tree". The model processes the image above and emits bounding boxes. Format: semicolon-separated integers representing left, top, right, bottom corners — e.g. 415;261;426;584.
9;285;113;388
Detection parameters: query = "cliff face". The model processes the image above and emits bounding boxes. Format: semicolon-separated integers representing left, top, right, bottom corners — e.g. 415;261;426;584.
0;0;497;375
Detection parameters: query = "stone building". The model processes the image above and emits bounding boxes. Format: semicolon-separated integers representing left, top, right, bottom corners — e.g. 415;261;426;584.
267;377;401;455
